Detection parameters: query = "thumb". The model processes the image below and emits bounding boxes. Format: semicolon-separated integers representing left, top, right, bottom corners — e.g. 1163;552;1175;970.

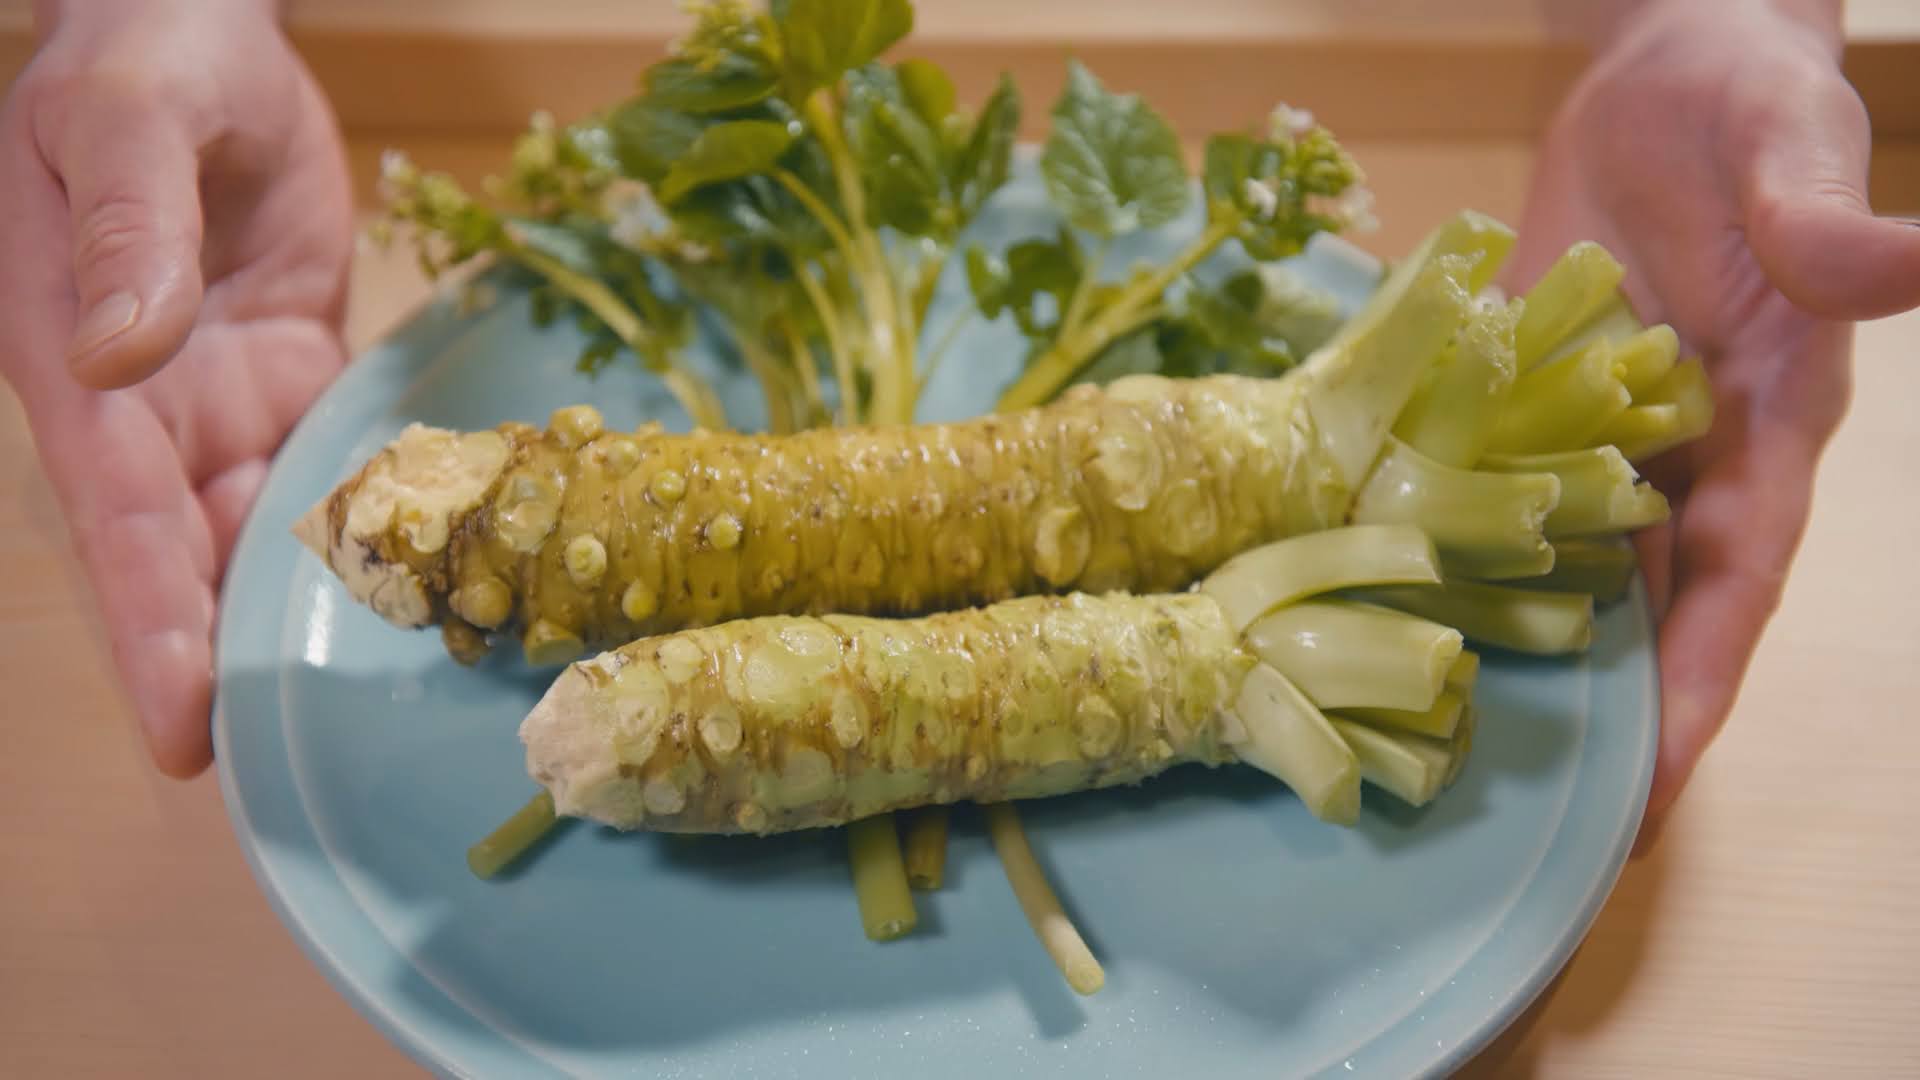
48;98;206;389
1741;85;1920;322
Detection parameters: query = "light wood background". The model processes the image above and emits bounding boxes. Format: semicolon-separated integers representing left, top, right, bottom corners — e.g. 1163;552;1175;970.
4;5;1920;1077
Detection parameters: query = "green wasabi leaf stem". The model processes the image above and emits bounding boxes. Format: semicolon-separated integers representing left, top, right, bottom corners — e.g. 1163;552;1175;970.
1350;437;1560;581
510;243;729;431
1357;579;1594;656
1244;599;1463;713
468;790;560;880
995;217;1239;412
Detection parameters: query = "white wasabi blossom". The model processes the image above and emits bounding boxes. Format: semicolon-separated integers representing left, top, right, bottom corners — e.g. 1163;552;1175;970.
608;186;665;251
513;112;559;175
1334;185;1379;233
1242;176;1281;221
1310;184;1379;234
1268;104;1318;141
377;148;417;202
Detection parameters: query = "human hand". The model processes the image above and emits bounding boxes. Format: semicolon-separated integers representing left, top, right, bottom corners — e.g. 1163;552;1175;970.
1508;0;1920;845
0;0;352;776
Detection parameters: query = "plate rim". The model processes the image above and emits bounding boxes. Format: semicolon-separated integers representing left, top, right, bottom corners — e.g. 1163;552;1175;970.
211;227;1657;1080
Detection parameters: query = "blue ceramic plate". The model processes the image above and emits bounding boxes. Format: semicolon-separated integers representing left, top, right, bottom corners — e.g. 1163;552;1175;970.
213;168;1656;1079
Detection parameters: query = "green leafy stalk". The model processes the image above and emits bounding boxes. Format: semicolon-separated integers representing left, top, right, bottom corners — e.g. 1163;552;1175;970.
1532;539;1639;602
992;68;1365;411
735;336;802;433
1481;447;1669;539
1485;338;1632;456
901;805;950;889
510;243;729;431
800;92;919;424
1231;663;1363;825
1201;524;1444;635
794;265;861;422
1393;298;1520;468
1358;580;1595;656
1349;437;1561;581
1446;650;1481;695
1337;691;1466;740
1615;325;1680;397
377;157;730;432
1243;599;1463;713
848;813;918;940
1610;357;1715;461
1298;253;1476;489
985;802;1106;995
997;218;1237;411
1534;293;1640;372
1513;241;1627;371
468;790;559;879
1320;208;1511;357
779;316;830;426
1329;717;1450;806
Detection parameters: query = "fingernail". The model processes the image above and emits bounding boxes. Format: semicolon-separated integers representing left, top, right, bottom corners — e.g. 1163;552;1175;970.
69;291;140;361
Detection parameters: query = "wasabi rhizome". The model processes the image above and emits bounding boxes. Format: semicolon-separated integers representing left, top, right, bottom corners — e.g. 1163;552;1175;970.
297;0;1710;992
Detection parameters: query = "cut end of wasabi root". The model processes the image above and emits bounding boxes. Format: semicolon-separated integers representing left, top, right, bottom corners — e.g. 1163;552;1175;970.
519;658;645;828
294;423;512;628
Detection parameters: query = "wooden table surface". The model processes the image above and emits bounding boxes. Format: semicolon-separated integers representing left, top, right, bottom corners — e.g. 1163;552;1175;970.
3;132;1917;1078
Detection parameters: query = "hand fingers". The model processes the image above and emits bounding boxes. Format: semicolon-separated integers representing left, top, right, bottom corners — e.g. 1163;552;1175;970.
140;315;345;491
0;131;216;778
1631;519;1675;622
200;458;268;569
23;380;220;779
38;77;207;389
1643;323;1852;821
1739;72;1920;321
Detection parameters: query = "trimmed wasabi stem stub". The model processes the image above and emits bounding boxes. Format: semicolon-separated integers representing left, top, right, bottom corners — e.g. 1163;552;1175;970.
620;581;658;622
292;423;510;628
548;404;604;448
649;468;687;503
454;576;513;629
564;535;608;587
515;526;1470;837
441;618;490;666
524;618;585;667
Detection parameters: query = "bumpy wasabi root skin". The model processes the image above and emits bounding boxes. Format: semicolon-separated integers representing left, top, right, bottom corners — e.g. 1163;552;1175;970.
302;372;1367;668
302;212;1710;681
445;215;1726;983
292;424;514;628
299;229;1492;669
516;524;1501;845
520;590;1255;834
